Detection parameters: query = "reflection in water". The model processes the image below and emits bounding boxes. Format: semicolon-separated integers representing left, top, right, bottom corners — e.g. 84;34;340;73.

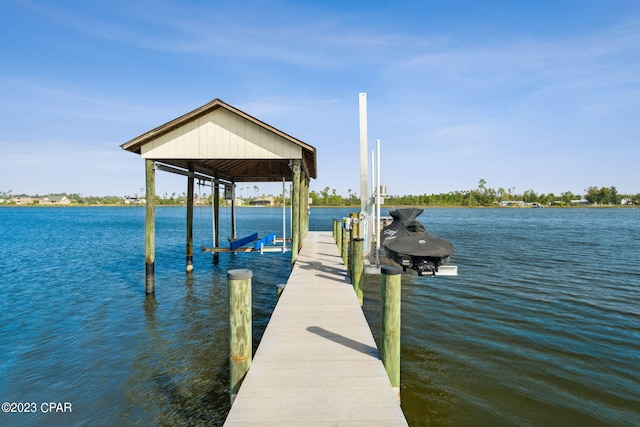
121;277;231;426
118;250;290;426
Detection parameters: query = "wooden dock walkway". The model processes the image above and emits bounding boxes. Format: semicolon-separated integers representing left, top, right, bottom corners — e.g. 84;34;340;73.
224;231;408;426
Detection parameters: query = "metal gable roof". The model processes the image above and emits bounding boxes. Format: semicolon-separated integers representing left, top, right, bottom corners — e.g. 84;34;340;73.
121;98;317;182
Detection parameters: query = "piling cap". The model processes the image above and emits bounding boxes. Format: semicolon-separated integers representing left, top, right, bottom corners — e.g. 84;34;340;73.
381;265;402;275
227;269;253;280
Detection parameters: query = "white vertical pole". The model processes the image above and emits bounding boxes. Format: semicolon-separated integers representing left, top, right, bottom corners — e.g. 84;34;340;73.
376;139;381;266
371;150;376;262
359;93;373;256
359;93;369;215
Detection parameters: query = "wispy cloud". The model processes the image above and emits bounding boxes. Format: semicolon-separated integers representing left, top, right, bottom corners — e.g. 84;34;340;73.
4;0;640;196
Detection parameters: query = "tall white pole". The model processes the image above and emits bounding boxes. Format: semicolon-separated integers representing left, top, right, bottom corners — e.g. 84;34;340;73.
359;93;369;215
359;93;372;255
371;150;376;260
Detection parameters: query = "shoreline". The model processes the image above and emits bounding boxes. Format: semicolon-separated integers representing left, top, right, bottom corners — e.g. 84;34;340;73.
1;204;635;209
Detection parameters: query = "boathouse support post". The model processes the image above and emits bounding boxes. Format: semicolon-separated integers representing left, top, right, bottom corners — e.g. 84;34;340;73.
228;269;252;403
381;265;402;403
352;238;364;306
291;159;301;267
144;159;156;294
186;166;194;272
301;173;309;245
230;182;237;240
213;178;220;263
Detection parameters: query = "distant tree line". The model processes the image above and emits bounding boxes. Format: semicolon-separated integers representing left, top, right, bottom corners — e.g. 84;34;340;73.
383;181;638;207
311;180;639;207
2;181;638;207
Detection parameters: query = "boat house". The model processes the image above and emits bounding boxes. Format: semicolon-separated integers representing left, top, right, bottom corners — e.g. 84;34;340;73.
121;98;317;293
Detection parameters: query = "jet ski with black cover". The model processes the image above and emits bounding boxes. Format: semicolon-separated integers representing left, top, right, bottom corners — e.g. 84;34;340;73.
381;208;454;276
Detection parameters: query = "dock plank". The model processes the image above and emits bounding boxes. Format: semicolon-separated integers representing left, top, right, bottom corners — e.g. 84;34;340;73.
224;231;408;426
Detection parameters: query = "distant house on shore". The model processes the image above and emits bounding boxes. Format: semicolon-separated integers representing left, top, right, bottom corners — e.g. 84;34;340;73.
225;198;244;206
41;196;71;205
500;200;525;207
124;196;146;205
12;197;39;205
570;199;589;205
250;197;275;206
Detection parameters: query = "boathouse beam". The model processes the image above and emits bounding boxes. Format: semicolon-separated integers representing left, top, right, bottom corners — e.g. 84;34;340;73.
145;159;156;294
155;162;234;186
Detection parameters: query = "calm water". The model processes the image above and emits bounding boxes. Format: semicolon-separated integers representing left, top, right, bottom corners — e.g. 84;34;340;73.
0;206;638;426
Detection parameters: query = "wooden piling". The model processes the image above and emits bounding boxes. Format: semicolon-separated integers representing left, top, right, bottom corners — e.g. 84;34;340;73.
291;159;301;267
350;212;359;243
276;283;286;302
336;220;343;253
381;265;402;403
186;168;194;272
352;238;364;306
213;178;220;263
228;268;252;403
144;159;155;294
341;223;348;266
348;213;359;280
301;174;308;250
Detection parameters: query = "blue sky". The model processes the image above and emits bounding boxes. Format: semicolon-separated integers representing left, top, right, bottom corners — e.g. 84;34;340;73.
1;0;639;198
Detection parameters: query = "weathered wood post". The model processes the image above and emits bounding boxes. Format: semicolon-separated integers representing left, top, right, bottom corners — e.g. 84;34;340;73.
228;269;252;403
333;219;338;241
350;212;359;242
213;178;220;264
352;238;364;306
291;159;301;267
186;168;194;272
299;171;308;248
341;221;349;266
348;213;359;280
381;265;402;403
336;220;343;253
276;283;286;302
144;159;155;294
